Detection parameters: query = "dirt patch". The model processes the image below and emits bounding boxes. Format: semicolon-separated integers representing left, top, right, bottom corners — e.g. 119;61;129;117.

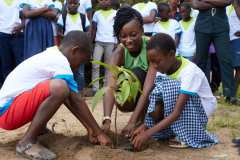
0;100;239;160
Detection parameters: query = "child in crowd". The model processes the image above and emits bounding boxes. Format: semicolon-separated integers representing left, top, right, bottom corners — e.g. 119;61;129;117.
131;33;218;150
58;0;90;91
178;2;196;61
91;0;117;92
153;3;182;48
132;0;158;36
0;31;111;160
169;0;181;21
52;0;62;46
227;0;240;82
21;0;57;59
64;0;93;21
58;0;89;35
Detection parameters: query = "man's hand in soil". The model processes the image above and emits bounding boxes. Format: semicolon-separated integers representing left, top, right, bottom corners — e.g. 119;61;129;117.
97;132;112;146
88;128;98;144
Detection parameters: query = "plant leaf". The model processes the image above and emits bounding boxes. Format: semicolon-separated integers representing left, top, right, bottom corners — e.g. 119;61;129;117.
88;76;105;87
130;81;140;102
115;80;131;106
117;73;127;86
91;87;106;111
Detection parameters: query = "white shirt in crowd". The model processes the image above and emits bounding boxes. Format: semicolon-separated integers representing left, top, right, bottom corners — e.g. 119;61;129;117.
19;0;57;26
153;19;182;40
0;46;78;116
227;5;240;41
132;1;157;33
22;0;54;9
0;0;22;34
191;8;199;18
52;0;63;36
178;17;196;58
158;57;217;117
92;9;117;43
58;13;90;35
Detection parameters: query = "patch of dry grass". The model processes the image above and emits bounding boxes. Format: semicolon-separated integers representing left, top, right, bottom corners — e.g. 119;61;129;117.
208;99;240;139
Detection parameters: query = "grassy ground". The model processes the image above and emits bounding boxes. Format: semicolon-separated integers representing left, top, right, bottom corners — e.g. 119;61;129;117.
208;98;240;139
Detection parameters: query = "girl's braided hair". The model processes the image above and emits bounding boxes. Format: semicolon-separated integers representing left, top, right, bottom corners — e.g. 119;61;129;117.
113;6;143;39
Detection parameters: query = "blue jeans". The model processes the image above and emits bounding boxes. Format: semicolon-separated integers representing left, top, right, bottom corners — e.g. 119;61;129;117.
0;32;24;86
74;64;85;91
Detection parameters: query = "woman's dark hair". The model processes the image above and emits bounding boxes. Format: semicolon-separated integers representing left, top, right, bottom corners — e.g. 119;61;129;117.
113;6;143;39
147;33;176;54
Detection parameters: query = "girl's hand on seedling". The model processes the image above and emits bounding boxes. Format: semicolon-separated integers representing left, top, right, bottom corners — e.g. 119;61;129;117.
131;131;150;151
97;132;112;146
122;123;135;138
131;124;147;140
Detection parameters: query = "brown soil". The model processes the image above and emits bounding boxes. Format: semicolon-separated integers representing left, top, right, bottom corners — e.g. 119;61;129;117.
0;100;239;160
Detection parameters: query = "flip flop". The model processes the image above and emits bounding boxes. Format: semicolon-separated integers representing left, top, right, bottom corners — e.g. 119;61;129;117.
168;138;189;149
16;142;56;160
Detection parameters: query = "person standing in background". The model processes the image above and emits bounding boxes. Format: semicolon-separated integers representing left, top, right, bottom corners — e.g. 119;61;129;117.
192;0;237;104
227;0;240;83
0;0;24;87
178;2;196;61
132;0;157;36
21;0;58;59
91;0;117;93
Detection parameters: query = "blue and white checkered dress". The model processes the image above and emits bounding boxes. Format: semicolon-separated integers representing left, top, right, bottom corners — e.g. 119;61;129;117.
145;75;218;148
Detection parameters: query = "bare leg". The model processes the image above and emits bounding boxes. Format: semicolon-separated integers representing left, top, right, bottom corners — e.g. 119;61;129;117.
149;101;164;123
18;79;69;146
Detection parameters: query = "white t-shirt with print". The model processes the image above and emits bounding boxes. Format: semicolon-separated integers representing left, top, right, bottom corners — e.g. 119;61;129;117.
178;18;196;58
57;13;90;35
227;5;240;41
0;0;23;34
132;1;157;33
153;19;182;40
93;9;117;43
0;46;78;115
167;57;217;117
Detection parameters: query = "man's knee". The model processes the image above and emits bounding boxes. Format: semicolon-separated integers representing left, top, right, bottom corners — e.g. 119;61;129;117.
50;79;70;99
